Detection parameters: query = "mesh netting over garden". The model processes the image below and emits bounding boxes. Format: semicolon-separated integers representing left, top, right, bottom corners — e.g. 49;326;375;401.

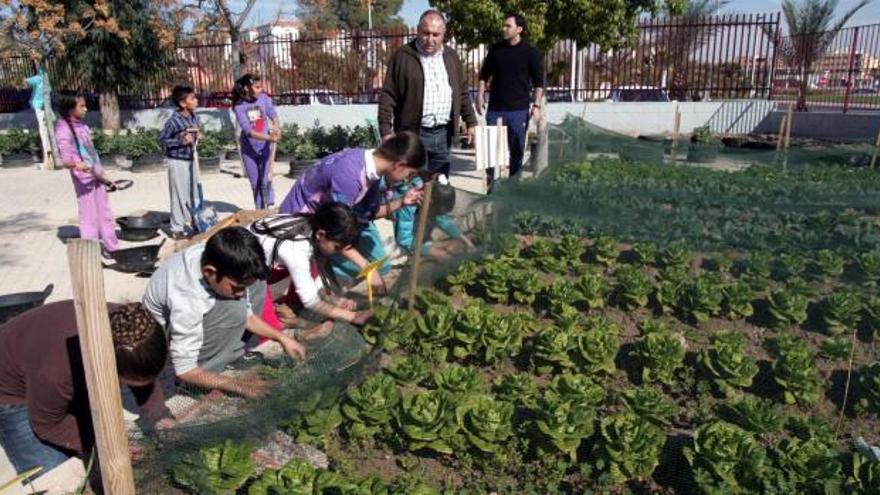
136;118;880;494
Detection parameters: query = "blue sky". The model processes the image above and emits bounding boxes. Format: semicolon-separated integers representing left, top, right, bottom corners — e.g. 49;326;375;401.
236;0;880;28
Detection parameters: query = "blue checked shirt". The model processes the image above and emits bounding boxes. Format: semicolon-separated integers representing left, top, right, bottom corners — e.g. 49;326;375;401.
158;111;200;161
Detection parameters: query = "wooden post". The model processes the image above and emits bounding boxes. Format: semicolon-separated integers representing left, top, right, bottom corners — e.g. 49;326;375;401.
495;117;506;179
66;240;136;495
870;123;880;169
407;181;434;305
776;115;787;150
671;107;681;162
784;103;794;151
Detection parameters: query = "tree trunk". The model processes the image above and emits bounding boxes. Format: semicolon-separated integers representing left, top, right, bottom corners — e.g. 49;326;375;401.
99;91;121;132
230;30;243;80
39;64;62;170
797;65;809;112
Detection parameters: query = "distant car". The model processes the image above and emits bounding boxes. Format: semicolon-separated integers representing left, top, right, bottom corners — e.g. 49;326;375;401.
277;89;349;106
352;89;382;104
545;87;575;103
852;87;879;95
607;86;670;102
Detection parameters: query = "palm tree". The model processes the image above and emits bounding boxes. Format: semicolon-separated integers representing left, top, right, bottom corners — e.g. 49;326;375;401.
777;0;870;111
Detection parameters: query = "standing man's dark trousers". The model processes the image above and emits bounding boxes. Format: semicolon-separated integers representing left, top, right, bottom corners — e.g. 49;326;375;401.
486;109;529;177
420;125;452;176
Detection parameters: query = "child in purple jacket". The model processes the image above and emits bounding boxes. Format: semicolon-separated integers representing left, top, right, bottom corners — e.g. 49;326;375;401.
278;131;426;292
232;74;281;209
54;93;119;256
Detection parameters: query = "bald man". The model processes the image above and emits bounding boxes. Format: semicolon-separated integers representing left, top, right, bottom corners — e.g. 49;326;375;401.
378;10;478;176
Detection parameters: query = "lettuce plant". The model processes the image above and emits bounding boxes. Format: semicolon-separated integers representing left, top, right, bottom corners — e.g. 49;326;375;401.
541;279;580;318
767;288;809;328
557;234;586;267
820;336;853;361
531;392;596;460
632;241;657;265
857;251;880;286
722;281;755;320
857;362;880;414
720;395;784;434
385;355;429;385
707;254;734;274
773;347;822;405
479;258;513;303
637;318;673;336
247;458;316;495
865;296;880;339
413;304;454;361
572;315;619;374
455;394;515;455
848;452;880;494
548;373;605;409
531;324;575;374
593;412;666;484
492;372;540;408
293;404;344;444
614;265;652;310
591;235;619;266
574;270;609;310
743;252;773;291
451;300;488;359
622;386;679;425
432;364;480;397
529;238;569;274
653;268;688;315
774;253;806;281
684;421;765;492
822;288;862;335
680;273;725;323
510;270;541;306
479;313;525;364
812;249;845;280
659;242;692;271
697;330;759;396
362;306;416;350
447;260;479;293
413;287;450;313
342;373;401;440
398;390;456;454
635;331;686;385
774;437;843;493
173;439;255;494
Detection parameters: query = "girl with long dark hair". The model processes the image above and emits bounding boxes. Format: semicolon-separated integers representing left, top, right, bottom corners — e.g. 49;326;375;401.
54;92;119;255
250;202;372;325
232;74;281;209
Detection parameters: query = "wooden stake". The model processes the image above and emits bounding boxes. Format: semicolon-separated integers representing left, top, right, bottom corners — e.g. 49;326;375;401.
408;181;434;305
776;114;787;150
671;108;681;162
784;103;794;151
66;240;135;495
871;123;880;169
495;117;506;179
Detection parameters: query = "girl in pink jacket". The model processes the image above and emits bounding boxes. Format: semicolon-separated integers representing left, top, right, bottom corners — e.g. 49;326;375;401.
54;93;119;256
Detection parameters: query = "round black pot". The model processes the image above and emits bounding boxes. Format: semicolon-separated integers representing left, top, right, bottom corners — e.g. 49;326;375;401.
687;143;719;163
129;153;164;173
199;155;222;173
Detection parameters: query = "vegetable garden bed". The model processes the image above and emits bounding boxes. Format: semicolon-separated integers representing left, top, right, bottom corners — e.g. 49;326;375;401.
149;157;880;494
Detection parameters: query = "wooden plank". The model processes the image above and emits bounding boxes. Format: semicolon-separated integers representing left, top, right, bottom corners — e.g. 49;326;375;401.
66;240;135;495
671;108;681;162
784;103;794;150
495;117;506;178
871;123;880;169
776;115;787;150
408;181;434;305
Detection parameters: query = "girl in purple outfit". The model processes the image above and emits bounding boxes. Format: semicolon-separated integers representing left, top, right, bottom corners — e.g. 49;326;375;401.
54;93;119;256
232;74;281;209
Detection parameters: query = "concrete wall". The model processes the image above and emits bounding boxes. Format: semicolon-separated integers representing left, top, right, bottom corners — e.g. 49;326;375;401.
0;100;873;141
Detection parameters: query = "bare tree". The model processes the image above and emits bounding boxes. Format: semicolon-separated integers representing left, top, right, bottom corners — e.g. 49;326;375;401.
213;0;258;79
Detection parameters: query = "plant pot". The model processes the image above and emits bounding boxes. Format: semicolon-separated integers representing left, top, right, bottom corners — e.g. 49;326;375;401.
102;153;125;170
686;143;719;163
0;152;38;168
288;159;316;179
225;149;240;161
275;153;295;163
129;153;164;173
199;155;222;173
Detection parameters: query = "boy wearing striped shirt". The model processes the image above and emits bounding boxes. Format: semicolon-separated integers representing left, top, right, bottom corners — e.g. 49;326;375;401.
158;86;201;239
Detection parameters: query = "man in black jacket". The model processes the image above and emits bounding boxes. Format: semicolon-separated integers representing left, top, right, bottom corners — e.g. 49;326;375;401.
477;13;545;178
378;10;478;176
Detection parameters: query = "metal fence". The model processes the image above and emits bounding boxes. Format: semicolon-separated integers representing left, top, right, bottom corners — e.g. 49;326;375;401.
771;23;880;112
2;14;880;113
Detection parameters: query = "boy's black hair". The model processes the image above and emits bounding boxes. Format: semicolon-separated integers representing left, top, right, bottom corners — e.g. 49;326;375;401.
232;73;260;107
172;85;195;109
201;226;268;282
110;303;168;381
374;130;427;170
428;183;456;217
504;12;528;35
